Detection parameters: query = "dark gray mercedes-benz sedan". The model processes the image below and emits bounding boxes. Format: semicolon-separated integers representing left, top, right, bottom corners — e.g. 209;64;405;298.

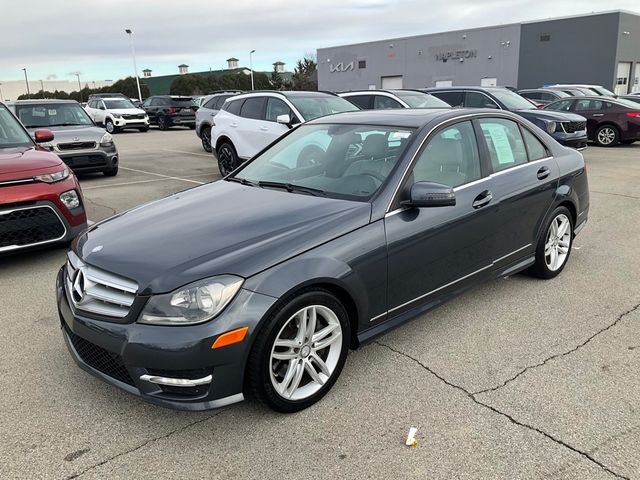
57;109;589;412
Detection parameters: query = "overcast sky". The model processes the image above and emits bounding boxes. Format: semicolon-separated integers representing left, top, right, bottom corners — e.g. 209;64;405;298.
1;0;638;82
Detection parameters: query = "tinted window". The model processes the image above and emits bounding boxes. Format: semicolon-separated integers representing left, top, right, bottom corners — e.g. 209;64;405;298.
546;99;573;111
240;97;266;120
488;89;536;110
265;98;293;122
521;92;541;100
104;99;135;109
374;95;402;109
465;92;499;108
412;121;481;188
288;95;358;121
203;97;217;109
214;94;234;110
394;92;450;108
522;128;548;161
225;99;244;116
479;118;528;173
575;99;609;111
432;91;464;107
150;98;164;106
345;95;372;109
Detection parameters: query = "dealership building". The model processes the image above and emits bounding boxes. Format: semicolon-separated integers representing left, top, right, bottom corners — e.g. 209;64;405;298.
317;10;640;95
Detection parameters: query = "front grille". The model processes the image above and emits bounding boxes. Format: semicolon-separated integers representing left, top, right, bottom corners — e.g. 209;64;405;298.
57;141;97;151
65;325;134;386
562;121;587;133
62;155;107;168
122;114;144;120
0;205;66;251
65;251;138;319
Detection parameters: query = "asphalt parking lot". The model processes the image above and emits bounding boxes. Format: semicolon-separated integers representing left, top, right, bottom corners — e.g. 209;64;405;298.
1;130;639;480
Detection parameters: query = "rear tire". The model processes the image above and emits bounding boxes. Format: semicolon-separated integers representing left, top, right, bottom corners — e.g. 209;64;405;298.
527;206;573;279
201;126;212;152
594;125;619;147
246;289;350;413
157;115;168;130
217;142;239;176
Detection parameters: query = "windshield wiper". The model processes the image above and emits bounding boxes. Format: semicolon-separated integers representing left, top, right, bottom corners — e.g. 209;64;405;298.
257;181;326;197
226;176;258;187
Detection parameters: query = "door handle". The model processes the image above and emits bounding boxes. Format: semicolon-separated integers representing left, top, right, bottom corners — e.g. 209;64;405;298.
472;190;493;209
537;166;551;180
592;113;604;117
260;126;269;131
230;123;238;128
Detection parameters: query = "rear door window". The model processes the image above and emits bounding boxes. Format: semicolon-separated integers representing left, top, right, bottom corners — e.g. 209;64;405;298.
225;99;244;116
478;118;528;173
345;95;373;109
521;128;549;161
431;91;464;108
373;95;402;109
240;97;266;120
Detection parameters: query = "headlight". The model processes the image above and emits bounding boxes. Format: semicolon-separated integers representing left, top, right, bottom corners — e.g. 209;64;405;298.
60;189;80;209
138;275;244;326
546;121;557;134
112;113;123;119
100;132;113;146
35;167;69;183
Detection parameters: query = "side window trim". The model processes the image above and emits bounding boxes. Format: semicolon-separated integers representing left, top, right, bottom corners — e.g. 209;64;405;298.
518;123;551;162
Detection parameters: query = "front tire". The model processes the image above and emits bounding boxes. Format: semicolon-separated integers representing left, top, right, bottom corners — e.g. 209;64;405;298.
528;206;573;279
201;126;212;152
217;142;239;176
247;289;350;413
594;125;619;147
105;119;115;134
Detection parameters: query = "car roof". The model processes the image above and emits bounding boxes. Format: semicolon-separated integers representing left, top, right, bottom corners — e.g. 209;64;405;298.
231;90;339;100
340;89;430;95
304;108;503;128
9;99;79;104
423;86;510;93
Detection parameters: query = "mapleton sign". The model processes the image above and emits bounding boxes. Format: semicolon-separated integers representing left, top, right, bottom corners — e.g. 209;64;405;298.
435;49;478;62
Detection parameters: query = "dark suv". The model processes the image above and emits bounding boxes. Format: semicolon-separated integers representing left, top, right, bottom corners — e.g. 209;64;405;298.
141;96;197;130
425;87;588;149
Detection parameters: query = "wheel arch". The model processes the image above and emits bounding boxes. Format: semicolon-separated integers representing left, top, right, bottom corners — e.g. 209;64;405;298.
215;135;234;153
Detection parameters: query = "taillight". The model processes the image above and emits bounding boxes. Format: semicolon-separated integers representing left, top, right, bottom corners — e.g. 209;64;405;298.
166;107;177;114
626;112;640;118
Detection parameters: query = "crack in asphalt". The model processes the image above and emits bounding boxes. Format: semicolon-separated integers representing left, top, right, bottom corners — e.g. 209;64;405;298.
374;341;630;480
64;409;227;479
473;302;640;396
591;190;640;201
83;196;117;217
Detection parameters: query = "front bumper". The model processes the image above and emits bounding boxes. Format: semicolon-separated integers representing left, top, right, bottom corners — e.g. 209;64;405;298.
552;131;588;150
57;145;118;173
113;117;149;129
56;266;278;410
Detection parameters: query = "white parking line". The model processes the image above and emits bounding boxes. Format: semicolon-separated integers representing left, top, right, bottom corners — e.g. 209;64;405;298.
82;173;213;190
119;166;206;185
163;149;213;158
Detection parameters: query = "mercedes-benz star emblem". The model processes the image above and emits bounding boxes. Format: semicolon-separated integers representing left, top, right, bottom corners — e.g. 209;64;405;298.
72;268;86;304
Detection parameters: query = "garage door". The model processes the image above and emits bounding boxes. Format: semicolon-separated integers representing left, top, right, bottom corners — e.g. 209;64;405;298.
615;62;631;95
381;76;403;89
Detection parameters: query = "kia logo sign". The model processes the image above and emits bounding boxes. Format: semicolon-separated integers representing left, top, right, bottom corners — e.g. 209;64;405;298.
329;61;355;73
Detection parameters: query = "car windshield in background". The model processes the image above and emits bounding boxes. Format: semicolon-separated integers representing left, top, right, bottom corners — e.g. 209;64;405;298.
15;103;94;128
489;89;539;110
289;96;359;121
104;99;136;109
232;123;414;201
0;105;33;148
592;86;615;96
394;92;450;108
171;97;195;106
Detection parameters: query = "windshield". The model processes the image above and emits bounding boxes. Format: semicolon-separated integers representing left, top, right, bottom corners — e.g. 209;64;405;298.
15;103;93;127
591;86;615;96
489;89;538;110
616;98;640;108
288;96;359;121
104;99;135;109
232;123;415;201
0;105;33;148
394;92;450;108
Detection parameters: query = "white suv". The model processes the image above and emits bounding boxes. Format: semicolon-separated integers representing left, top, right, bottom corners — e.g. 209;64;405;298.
211;91;358;175
85;97;149;133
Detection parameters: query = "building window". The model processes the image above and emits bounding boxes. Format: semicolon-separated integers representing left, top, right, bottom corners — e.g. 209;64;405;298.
540;34;551;42
358;60;367;69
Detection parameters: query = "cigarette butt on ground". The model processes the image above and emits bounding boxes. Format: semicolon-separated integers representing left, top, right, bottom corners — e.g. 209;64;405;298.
405;427;418;446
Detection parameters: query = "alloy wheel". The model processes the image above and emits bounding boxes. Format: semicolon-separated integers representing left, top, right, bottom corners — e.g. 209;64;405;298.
270;305;343;401
201;127;212;152
218;145;235;176
597;127;616;145
544;213;571;271
105;121;114;133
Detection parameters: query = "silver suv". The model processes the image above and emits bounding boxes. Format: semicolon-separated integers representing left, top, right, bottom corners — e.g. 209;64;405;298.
10;100;119;176
195;91;241;152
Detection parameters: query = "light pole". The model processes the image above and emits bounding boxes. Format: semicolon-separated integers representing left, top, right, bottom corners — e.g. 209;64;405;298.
249;49;255;90
75;73;82;102
125;29;143;102
22;68;30;97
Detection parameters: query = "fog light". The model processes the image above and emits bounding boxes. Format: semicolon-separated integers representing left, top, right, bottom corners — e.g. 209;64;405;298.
60;190;80;209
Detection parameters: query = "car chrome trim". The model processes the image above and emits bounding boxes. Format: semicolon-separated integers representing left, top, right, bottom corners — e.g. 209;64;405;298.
0;205;67;253
369;311;387;322
493;244;532;264
388;264;493;314
0;177;36;187
139;374;213;387
489;157;553;177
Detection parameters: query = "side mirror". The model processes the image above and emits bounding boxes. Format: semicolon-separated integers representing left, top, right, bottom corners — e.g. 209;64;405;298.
276;114;291;125
402;181;456;208
34;129;55;143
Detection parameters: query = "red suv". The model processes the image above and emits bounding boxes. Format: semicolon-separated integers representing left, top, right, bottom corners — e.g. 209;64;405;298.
0;102;87;253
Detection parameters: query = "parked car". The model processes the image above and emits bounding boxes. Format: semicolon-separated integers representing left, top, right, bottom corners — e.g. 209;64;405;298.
0;102;87;253
58;108;588;412
141;96;197;130
196;91;242;152
338;90;450;109
211;91;359;175
545;84;616;96
542;86;589;96
518;88;572;106
425;87;588;149
9;100;119;176
85;97;149;133
88;93;130;100
544;96;640;146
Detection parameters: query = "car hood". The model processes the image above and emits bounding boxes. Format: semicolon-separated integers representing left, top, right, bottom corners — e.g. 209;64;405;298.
515;109;586;122
108;108;146;115
75;181;372;294
25;125;106;143
0;147;64;180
